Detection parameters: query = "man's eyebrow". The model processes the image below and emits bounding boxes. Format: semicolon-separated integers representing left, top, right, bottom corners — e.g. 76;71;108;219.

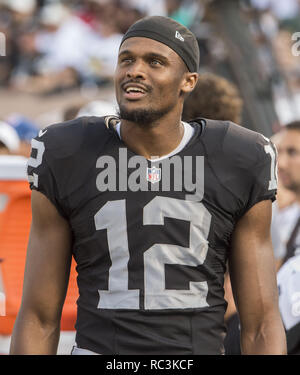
118;50;169;62
287;146;299;152
118;50;132;57
145;52;169;62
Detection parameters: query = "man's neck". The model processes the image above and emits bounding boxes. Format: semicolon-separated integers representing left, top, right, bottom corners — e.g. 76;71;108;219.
120;112;185;159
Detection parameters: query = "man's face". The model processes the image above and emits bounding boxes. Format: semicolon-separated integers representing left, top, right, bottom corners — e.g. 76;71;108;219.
277;129;300;194
114;37;189;125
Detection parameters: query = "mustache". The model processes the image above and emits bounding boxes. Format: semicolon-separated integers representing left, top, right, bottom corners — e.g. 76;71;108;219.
121;80;152;93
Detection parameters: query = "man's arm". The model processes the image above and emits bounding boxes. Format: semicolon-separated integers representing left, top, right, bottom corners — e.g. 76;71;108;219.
229;199;287;354
10;190;72;354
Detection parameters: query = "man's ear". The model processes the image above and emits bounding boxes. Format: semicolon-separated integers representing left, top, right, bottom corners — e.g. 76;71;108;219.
180;72;198;96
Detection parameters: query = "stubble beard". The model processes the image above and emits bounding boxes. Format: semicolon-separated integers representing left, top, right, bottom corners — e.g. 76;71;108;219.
285;182;300;196
117;101;176;128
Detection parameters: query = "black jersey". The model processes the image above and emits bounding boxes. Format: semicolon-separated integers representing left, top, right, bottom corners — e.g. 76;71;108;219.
27;116;277;354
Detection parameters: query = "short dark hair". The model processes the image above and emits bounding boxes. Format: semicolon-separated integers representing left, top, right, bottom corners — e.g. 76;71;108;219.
182;73;243;124
285;121;300;131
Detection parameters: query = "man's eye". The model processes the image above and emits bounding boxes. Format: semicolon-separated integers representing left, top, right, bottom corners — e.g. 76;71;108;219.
120;58;133;64
288;149;298;157
150;59;162;66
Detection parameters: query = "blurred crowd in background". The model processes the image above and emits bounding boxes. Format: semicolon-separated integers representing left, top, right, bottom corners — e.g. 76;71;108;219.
1;0;300;355
0;0;300;150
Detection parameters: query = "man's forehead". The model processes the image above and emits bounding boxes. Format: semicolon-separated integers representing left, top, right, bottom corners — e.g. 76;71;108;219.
278;129;300;148
119;37;179;59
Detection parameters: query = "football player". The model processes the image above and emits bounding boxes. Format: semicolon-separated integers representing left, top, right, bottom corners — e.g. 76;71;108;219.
10;16;286;355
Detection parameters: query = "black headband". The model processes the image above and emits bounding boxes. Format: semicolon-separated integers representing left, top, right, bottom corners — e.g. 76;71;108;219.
120;16;200;73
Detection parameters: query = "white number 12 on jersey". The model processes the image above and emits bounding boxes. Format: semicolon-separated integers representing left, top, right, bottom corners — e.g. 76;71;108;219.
264;144;278;190
94;197;212;310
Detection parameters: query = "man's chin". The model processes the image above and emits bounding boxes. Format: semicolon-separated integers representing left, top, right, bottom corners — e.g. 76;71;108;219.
281;181;300;194
117;106;166;126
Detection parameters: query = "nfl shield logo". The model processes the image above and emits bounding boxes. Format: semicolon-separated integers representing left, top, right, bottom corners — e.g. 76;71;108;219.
147;166;161;184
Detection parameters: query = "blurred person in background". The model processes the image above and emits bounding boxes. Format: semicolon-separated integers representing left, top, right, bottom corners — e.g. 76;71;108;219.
0;0;37;85
5;114;39;157
0;0;209;95
264;121;300;355
272;122;300;270
166;0;201;28
224;120;300;354
250;0;300;30
62;99;117;121
270;130;297;273
182;72;243;124
0;121;20;155
247;0;300;122
76;99;116;118
11;2;85;94
6;0;133;94
63;102;87;122
0;0;37;27
277;253;300;354
270;131;296;212
271;122;300;355
124;0;167;17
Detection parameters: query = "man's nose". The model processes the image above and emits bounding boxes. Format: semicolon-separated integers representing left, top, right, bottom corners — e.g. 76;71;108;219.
126;60;146;79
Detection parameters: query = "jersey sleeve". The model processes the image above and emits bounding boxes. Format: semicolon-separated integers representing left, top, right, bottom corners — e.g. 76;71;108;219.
27;128;68;219
244;136;278;213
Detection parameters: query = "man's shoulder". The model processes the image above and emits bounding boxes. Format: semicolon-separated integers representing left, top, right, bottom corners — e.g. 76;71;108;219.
36;116;114;159
190;119;277;213
225;120;270;156
197;118;273;168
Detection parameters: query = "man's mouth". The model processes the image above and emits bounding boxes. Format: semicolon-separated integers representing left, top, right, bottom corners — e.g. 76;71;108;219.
122;83;148;100
278;171;291;184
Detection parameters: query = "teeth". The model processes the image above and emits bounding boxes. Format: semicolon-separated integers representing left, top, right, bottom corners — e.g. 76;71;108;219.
126;87;145;93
